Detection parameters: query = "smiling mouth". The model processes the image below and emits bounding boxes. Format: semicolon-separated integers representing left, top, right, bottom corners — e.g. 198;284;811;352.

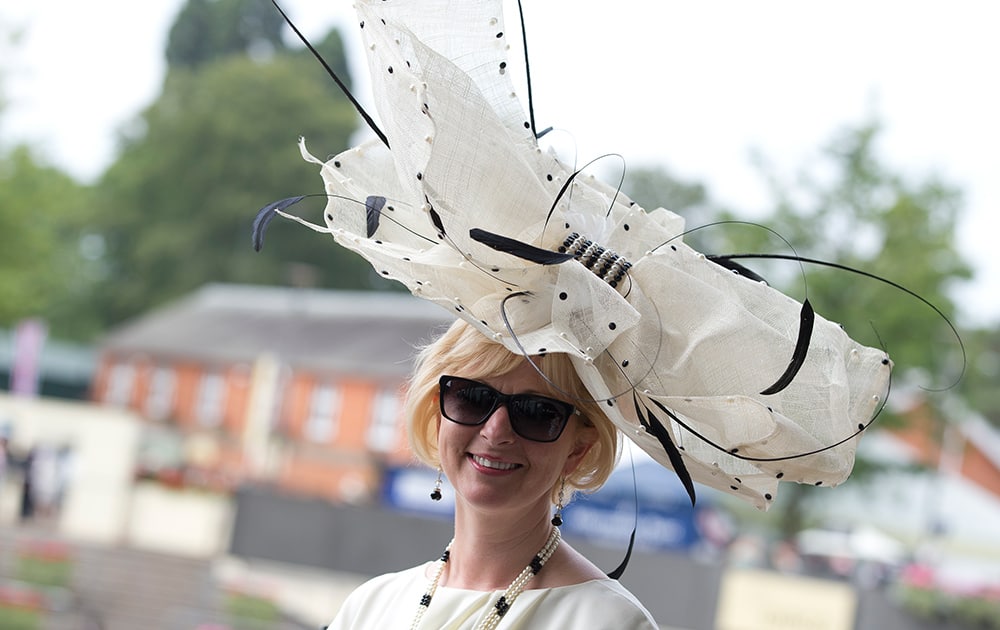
470;454;521;471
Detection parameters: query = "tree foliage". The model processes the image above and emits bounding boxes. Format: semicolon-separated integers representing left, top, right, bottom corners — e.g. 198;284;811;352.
90;48;389;327
166;0;352;92
0;146;99;337
78;0;398;328
166;0;286;69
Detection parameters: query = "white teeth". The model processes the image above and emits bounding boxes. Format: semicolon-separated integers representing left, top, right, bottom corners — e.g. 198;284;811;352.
472;455;518;471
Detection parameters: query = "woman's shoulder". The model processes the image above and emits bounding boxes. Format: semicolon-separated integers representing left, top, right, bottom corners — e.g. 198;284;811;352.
559;577;652;609
529;578;660;628
348;563;428;599
326;564;430;629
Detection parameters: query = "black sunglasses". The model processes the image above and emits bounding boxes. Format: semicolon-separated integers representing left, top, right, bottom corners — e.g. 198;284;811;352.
438;375;578;443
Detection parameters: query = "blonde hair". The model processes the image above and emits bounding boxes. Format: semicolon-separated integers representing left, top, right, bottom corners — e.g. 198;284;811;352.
405;319;620;502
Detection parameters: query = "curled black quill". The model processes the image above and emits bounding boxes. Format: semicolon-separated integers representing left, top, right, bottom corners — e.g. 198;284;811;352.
636;393;697;507
366;195;386;238
252;195;306;251
760;299;815;395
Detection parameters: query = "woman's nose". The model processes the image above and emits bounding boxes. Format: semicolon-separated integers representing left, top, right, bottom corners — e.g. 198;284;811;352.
480;403;517;443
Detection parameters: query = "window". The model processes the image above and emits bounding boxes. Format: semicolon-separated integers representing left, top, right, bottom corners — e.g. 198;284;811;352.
367;387;401;452
305;383;341;443
145;366;175;421
196;372;226;428
106;362;135;407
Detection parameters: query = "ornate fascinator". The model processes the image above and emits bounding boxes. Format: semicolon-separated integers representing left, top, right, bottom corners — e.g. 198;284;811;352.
255;0;892;510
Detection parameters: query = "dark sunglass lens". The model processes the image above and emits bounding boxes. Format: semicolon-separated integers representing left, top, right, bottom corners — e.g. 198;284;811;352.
445;380;497;424
510;397;567;442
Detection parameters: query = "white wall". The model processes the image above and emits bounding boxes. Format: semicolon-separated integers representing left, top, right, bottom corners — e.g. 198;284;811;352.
0;393;140;544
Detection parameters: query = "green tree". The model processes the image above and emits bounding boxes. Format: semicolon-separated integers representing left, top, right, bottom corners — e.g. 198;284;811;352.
0;146;99;338
166;0;286;69
91;48;387;326
166;0;352;93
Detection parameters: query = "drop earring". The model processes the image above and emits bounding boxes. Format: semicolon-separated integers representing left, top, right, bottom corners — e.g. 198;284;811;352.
551;477;566;526
430;467;443;501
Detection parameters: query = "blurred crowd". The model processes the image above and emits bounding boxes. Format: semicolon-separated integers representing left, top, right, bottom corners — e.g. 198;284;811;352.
0;426;75;524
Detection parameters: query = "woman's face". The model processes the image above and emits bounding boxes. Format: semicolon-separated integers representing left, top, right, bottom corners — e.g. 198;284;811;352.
437;359;595;521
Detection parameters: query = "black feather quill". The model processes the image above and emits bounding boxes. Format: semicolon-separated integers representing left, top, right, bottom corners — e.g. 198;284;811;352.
636;394;697;506
707;254;769;284
760;299;815;395
428;207;446;237
605;527;636;581
469;228;574;265
365;195;386;238
252;195;306;252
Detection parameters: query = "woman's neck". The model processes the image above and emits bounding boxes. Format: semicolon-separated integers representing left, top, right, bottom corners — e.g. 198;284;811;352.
443;507;554;591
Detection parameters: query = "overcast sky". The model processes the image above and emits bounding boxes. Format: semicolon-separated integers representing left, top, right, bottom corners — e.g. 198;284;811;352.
3;0;998;326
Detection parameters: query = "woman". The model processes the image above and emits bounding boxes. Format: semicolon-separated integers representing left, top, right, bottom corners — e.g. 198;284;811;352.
257;1;893;627
328;320;658;628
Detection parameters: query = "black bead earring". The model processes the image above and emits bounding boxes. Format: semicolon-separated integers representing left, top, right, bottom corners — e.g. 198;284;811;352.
430;467;443;501
551;477;566;526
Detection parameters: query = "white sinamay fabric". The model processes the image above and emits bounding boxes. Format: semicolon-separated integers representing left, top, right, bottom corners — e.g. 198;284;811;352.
287;0;892;509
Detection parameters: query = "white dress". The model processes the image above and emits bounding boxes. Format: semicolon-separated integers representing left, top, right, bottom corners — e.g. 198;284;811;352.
327;564;660;629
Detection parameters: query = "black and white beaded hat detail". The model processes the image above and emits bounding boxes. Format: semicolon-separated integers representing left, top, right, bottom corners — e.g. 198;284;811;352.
255;0;892;510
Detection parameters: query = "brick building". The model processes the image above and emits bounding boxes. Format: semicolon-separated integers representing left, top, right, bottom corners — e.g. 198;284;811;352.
89;284;452;501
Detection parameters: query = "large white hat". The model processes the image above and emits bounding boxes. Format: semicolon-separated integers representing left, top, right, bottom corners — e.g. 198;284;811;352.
255;0;891;510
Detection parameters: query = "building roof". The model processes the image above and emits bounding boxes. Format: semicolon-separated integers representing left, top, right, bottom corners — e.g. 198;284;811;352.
100;284;454;378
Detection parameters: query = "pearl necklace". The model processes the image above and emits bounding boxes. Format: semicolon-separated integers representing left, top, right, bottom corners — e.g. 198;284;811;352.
410;526;562;630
